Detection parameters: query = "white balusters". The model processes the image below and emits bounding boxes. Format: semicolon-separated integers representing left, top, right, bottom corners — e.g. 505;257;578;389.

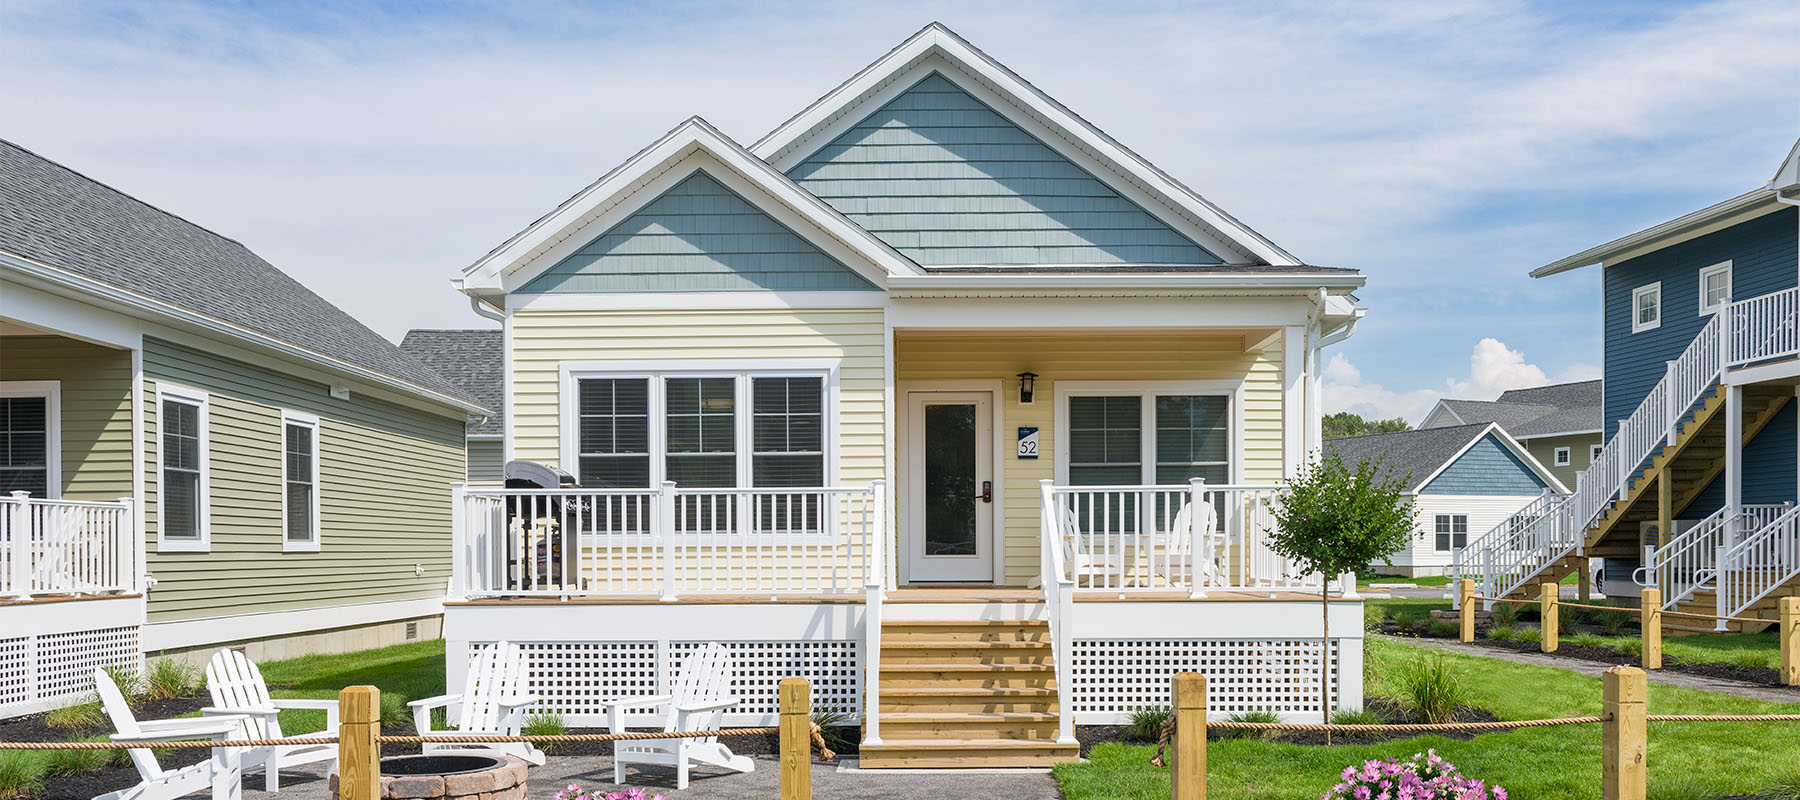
0;493;136;600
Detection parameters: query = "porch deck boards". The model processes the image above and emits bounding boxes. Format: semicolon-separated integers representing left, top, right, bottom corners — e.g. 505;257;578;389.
445;587;1355;605
0;592;142;607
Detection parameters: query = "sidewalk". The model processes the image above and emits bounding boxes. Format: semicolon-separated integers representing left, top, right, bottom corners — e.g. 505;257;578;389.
1397;635;1800;704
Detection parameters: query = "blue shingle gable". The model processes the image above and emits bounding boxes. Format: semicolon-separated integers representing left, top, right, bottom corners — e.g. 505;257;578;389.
786;72;1219;266
1420;433;1551;496
519;169;879;294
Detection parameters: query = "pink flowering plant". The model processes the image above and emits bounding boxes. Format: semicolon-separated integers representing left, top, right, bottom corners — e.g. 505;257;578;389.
553;785;665;800
1321;750;1505;800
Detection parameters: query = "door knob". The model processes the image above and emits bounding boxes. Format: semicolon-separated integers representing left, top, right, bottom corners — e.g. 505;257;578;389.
980;480;993;503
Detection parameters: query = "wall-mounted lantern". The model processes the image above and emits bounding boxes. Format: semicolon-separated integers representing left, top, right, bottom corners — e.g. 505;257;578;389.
1017;372;1038;405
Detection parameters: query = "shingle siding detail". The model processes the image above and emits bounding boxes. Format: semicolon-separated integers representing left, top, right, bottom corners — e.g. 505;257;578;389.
787;72;1218;266
1420;434;1550;496
519;169;878;294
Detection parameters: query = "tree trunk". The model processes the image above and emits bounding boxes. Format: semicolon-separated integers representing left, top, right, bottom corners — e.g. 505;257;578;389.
1322;579;1332;745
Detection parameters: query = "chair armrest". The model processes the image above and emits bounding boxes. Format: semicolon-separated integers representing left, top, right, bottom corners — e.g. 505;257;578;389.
674;698;739;714
111;718;242;742
603;694;674;710
202;706;276;718
408;693;460;709
493;694;541;710
270;699;340;711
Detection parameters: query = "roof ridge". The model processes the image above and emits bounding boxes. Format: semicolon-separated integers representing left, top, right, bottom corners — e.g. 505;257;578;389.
0;138;252;252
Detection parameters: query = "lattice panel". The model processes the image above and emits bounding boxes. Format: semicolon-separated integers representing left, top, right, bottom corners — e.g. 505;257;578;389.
1070;638;1341;716
35;627;140;702
504;642;659;719
669;640;859;716
0;638;29;707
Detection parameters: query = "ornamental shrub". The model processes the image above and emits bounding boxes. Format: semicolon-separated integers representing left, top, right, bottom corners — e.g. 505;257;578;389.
1322;749;1506;800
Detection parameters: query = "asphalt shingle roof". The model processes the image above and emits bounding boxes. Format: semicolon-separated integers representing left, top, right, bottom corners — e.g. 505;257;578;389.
0;140;478;408
1325;423;1494;492
399;330;503;436
1436;379;1602;438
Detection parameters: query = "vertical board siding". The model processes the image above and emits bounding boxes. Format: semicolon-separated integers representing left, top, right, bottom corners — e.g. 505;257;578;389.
788;72;1218;266
520;170;879;294
895;332;1283;584
0;336;133;500
1521;433;1599;491
467;439;505;483
1420;434;1549;496
509;307;886;484
142;337;466;622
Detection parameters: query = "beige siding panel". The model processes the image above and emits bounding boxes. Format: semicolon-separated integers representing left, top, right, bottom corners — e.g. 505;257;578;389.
142;337;466;623
510;308;886;487
0;336;134;501
467;439;504;483
896;332;1284;585
1523;433;1598;490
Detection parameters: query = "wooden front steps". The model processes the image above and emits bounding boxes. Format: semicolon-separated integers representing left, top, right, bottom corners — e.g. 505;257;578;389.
861;619;1081;768
1667;584;1797;634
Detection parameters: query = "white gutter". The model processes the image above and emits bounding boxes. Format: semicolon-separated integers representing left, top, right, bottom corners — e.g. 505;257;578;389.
885;272;1365;293
467;293;506;322
1531;186;1780;278
2;252;490;417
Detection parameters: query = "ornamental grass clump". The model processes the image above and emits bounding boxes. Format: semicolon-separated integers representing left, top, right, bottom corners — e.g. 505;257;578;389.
1125;705;1170;742
1395;654;1468;725
1490;601;1518;629
1323;750;1505;800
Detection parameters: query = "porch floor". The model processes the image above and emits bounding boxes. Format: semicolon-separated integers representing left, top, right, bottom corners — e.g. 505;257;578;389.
445;586;1360;605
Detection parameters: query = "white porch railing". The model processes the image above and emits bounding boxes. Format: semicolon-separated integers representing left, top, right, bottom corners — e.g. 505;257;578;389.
1040;481;1318;593
1638;503;1789;608
0;492;140;601
1037;480;1078;746
1716;502;1800;625
450;482;884;600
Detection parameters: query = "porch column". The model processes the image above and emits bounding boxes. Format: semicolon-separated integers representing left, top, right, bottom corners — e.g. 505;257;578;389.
1282;325;1304;479
1725;384;1744;548
1306;323;1323;462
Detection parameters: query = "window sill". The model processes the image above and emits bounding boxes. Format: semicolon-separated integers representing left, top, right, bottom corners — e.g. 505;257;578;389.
283;540;322;553
157;539;210;554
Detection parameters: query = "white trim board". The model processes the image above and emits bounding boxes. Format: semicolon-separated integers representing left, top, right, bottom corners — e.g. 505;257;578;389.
0;380;61;498
142;596;445;652
1409;423;1570;495
279;410;323;553
153;382;211;553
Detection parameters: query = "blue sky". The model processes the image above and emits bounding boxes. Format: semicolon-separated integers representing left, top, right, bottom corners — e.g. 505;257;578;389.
3;0;1796;421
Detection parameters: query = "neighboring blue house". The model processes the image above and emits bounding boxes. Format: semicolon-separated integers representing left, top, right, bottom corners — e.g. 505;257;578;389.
1472;139;1800;629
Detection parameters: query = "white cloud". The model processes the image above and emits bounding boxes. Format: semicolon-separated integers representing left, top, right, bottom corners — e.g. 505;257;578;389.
1326;338;1600;422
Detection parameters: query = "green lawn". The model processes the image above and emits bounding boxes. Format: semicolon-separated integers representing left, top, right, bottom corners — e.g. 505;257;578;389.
1356;573;1451;587
257;638;447;731
1052;636;1800;800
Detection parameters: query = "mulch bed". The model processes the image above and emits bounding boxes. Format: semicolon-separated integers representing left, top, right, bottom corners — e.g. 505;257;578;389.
1092;697;1503;751
1463;634;1790;688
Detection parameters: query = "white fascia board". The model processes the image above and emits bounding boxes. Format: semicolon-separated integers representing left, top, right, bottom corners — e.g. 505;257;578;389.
1532;188;1780;278
1774;137;1800;189
750;23;1302;268
884;272;1364;293
1421;401;1465;427
1512;428;1603;440
887;294;1316;328
1;254;488;417
460;117;921;292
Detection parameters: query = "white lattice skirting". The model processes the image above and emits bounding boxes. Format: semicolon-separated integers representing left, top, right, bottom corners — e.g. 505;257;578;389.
468;640;860;727
0;625;142;718
1069;638;1348;724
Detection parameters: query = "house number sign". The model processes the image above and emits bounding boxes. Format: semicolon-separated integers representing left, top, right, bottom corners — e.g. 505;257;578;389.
1017;427;1039;459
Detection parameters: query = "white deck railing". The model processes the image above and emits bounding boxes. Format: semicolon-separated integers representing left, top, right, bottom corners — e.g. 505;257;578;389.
1040;481;1318;594
1716;503;1800;625
1638;503;1789;609
1037;481;1078;746
0;492;140;600
451;482;884;599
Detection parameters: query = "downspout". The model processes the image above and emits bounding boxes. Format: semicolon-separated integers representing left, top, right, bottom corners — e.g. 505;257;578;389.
468;294;506;322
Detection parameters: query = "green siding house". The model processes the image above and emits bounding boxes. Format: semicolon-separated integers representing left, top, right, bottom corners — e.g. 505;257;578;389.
0;140;486;715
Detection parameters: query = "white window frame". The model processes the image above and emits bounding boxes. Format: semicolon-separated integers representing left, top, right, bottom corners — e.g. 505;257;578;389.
1697;261;1732;316
155;383;211;553
280;410;322;553
0;381;61;499
1553;446;1571;467
1590;444;1603;463
1631;282;1662;333
557;360;841;541
1434;513;1468;552
1051;380;1245;487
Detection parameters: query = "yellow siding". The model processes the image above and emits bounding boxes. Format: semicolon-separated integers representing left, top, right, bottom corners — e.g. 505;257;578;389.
0;336;134;501
896;332;1285;585
510;307;887;485
143;338;466;622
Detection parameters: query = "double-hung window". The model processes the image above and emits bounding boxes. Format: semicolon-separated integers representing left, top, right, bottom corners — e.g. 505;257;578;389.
1698;261;1732;315
157;384;210;551
282;411;321;552
0;382;59;498
1434;514;1467;552
1632;283;1662;333
1059;383;1234;533
566;365;832;536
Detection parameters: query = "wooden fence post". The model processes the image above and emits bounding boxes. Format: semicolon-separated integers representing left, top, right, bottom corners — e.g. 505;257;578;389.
338;686;380;800
1458;579;1475;643
1601;666;1647;800
1781;596;1799;687
1541;582;1559;653
1171;672;1206;800
780;678;811;800
1640;588;1662;670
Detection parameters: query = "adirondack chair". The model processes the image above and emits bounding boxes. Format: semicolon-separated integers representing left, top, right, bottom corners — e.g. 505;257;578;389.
93;666;245;800
200;649;338;792
606;642;751;790
1149;502;1225;587
409;640;545;765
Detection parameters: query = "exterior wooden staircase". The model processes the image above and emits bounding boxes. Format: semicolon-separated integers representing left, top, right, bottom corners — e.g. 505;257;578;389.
859;619;1081;768
1665;584;1794;634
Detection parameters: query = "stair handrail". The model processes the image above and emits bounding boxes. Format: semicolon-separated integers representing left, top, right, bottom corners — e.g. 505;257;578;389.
1637;503;1789;608
1715;502;1800;624
1038;480;1077;745
862;480;886;745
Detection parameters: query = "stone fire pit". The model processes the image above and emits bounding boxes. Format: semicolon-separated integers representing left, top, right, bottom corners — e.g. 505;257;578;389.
329;753;528;800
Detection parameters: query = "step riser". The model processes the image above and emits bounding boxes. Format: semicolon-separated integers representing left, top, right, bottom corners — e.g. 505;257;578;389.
883;626;1048;643
881;698;1056;713
881;674;1056;690
882;650;1051;665
878;722;1062;740
858;752;1081;769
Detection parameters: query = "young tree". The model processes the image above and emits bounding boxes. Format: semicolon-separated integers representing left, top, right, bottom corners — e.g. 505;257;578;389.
1268;450;1415;739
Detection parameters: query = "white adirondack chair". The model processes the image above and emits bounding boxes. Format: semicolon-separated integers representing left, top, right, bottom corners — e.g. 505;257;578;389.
409;640;545;765
606;642;751;790
201;649;338;792
93;666;245;800
1150;502;1225;587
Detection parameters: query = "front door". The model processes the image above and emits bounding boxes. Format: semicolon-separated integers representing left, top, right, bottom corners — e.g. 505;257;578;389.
904;391;995;583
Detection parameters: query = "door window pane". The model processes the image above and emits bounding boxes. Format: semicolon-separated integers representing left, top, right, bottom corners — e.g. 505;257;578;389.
923;403;978;555
577;378;650;488
0;396;49;496
285;422;316;542
162;398;202;540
